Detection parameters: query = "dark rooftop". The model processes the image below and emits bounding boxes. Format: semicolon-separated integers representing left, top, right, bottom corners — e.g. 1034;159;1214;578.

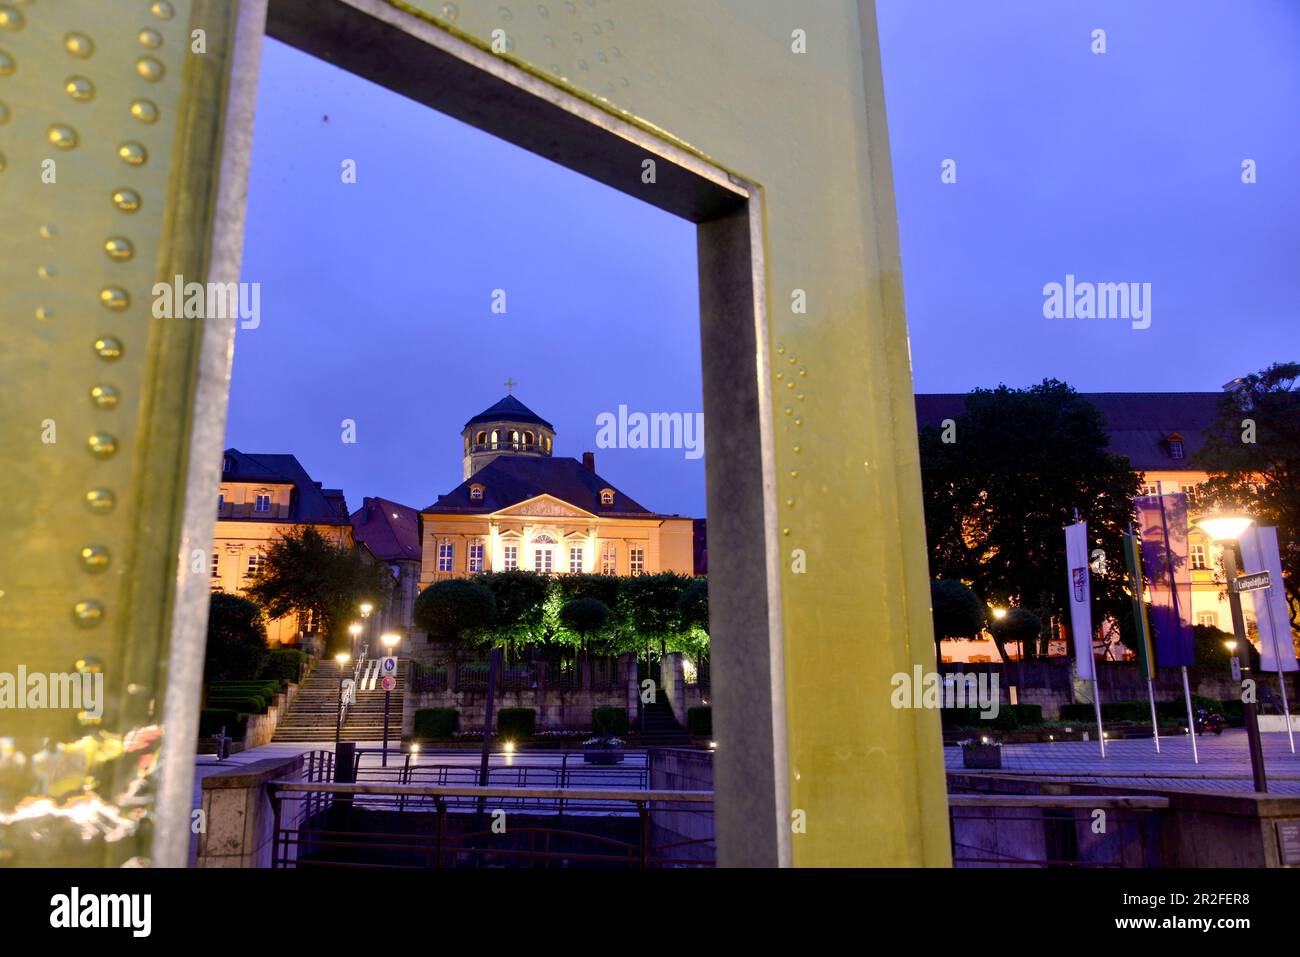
350;496;422;562
424;455;658;517
914;392;1223;471
221;449;351;525
464;395;554;432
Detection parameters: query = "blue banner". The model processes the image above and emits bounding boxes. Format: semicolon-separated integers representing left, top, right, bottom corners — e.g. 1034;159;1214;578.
1135;492;1195;667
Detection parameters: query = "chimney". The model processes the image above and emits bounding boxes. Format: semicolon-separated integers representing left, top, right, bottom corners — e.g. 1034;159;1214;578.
582;451;595;472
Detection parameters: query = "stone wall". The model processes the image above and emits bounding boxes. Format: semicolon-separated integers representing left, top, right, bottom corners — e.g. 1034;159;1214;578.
406;686;631;733
648;748;715;863
196;754;307;868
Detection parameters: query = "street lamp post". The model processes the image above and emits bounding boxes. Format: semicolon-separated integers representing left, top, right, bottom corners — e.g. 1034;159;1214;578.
348;622;362;661
380;632;400;766
1196;513;1267;793
359;602;374;660
334;652;351;751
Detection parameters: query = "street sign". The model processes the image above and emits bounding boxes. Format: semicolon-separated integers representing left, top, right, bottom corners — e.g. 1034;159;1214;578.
1234;570;1271;593
381;674;397;692
380;656;399;676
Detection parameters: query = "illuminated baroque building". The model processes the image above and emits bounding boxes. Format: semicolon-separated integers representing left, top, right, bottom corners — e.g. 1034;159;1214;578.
915;391;1259;662
212;449;353;645
420;395;695;587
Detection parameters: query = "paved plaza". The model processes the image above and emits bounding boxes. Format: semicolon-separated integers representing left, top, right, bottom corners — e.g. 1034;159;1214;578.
945;728;1300;793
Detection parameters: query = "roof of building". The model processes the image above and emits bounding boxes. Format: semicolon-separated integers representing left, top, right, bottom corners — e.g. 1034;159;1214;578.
350;496;422;563
424;455;661;517
914;392;1223;471
221;449;351;524
464;395;554;432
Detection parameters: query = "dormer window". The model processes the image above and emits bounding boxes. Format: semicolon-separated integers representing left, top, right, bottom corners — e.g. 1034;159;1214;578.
469;484;485;502
1167;434;1185;460
254;493;271;513
599;488;615;506
222;456;232;473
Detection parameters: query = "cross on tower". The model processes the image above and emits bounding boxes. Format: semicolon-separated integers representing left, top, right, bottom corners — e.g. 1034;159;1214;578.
504;377;517;393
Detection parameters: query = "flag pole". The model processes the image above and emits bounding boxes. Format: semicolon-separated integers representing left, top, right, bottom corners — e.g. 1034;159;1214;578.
1074;508;1105;758
1181;665;1199;764
1128;521;1161;753
1156;482;1198;764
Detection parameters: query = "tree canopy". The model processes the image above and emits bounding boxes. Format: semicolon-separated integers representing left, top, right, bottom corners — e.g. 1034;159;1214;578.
244;527;394;653
929;578;985;662
204;592;267;682
919;379;1140;654
413;578;496;642
1195;361;1300;626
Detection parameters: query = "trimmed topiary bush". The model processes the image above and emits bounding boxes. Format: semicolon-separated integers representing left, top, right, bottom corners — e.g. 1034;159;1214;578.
591;706;629;736
687;706;712;737
497;707;536;740
413;708;459;739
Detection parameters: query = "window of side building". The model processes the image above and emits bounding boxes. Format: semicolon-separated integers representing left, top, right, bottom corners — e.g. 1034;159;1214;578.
630;546;645;575
568;545;583;573
469;541;484;573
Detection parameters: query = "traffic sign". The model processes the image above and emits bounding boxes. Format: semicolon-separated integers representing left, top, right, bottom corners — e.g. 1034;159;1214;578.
380;656;399;676
381;674;397;692
1234;570;1271;593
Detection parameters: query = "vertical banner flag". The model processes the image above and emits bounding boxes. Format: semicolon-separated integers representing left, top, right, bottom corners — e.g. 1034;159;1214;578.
1239;525;1299;673
1065;521;1096;681
1122;532;1157;680
1135;492;1195;667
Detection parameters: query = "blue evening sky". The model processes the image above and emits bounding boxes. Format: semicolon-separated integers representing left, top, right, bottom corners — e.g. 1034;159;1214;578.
229;2;1298;520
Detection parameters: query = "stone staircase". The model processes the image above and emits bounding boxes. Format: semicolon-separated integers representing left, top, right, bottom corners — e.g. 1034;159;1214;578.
636;699;693;747
272;657;407;744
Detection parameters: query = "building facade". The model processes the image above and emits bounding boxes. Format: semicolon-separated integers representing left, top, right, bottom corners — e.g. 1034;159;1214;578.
420;396;695;588
350;496;423;640
212;449;353;645
915;391;1275;662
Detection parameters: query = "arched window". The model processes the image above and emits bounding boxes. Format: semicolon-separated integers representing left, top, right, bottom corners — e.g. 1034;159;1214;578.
510;429;520;449
491;430;499;449
476;430;487;447
600;488;615;506
469;484;485;502
523;431;534;449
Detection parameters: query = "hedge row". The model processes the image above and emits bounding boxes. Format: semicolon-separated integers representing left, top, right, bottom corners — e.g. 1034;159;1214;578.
497;708;536;740
1059;696;1231;725
940;704;1043;730
413;708;459;739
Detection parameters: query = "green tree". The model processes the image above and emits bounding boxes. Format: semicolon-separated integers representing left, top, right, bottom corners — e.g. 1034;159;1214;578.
1195;361;1300;627
244;527;394;653
929;578;985;664
919;379;1140;655
473;570;552;657
413;579;496;642
619;572;694;658
204;593;267;683
558;597;611;649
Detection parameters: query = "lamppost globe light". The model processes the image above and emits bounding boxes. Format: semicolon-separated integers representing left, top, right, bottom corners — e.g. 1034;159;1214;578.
1224;639;1238;654
381;632;400;649
335;652;350;664
348;623;362;636
991;607;1007;620
360;601;374;617
1194;513;1255;543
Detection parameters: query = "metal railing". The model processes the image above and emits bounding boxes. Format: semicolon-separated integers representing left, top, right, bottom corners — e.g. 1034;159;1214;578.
267;781;714;868
347;747;650;794
947;794;1168;867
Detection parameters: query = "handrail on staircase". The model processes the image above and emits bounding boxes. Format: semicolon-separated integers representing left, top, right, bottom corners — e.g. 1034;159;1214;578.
339;643;368;728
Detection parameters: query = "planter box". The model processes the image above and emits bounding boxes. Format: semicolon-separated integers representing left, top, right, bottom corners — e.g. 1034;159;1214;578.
961;744;1002;769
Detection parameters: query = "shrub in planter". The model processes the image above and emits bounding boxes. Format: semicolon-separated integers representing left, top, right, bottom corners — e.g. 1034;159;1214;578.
687;706;712;737
941;706;1021;731
497;707;536;740
959;738;1002;769
413;708;459;739
591;707;629;736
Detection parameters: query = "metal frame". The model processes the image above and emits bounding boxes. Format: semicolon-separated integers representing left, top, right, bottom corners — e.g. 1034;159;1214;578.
156;0;786;866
